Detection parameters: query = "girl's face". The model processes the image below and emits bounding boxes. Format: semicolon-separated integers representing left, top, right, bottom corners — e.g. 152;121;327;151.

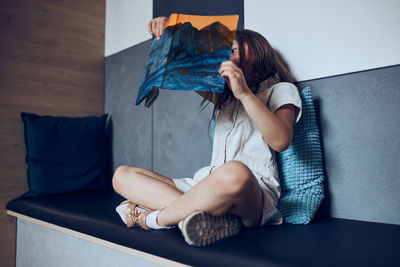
230;40;240;65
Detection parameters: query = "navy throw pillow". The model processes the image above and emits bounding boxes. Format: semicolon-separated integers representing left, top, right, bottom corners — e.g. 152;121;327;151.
21;112;110;196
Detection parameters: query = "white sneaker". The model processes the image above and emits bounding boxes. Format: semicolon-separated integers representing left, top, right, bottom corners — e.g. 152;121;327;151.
115;200;150;229
180;211;242;246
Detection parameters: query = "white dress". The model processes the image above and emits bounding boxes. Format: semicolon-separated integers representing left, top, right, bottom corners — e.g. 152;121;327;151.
173;81;302;225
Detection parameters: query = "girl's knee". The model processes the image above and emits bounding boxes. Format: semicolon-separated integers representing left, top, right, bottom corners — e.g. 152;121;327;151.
112;165;137;191
214;161;253;196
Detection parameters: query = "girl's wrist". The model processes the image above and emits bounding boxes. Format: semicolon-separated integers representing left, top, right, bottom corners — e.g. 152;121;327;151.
238;91;255;105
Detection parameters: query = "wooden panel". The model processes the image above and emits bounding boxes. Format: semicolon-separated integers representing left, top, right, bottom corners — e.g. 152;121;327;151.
0;0;105;265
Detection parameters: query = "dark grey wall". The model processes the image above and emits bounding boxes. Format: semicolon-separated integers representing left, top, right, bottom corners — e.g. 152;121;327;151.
153;90;213;179
105;40;213;179
298;66;400;224
105;41;153;171
154;0;244;30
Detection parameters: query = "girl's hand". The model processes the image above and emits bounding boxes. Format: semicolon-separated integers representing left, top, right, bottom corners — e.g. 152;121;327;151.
219;61;252;101
148;16;169;40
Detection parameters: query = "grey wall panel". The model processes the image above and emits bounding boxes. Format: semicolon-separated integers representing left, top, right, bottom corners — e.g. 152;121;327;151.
153;90;213;179
298;65;400;224
105;40;153;172
16;219;161;267
154;0;244;30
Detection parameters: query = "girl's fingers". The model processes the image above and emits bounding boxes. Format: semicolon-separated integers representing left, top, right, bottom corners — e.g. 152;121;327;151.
219;63;231;73
219;64;240;77
148;20;154;34
220;73;232;89
221;60;235;67
148;17;168;40
148;19;161;39
220;66;238;82
157;22;164;40
220;70;233;88
154;20;161;39
220;68;233;76
151;21;158;38
148;21;152;34
220;61;239;72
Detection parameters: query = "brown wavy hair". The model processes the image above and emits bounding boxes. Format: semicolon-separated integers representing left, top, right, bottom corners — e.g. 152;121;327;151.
202;29;296;122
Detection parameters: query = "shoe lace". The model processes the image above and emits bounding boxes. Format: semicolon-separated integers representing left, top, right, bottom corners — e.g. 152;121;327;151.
131;206;142;226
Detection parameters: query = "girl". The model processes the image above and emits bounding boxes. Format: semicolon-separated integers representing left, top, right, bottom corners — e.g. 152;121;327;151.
112;16;302;246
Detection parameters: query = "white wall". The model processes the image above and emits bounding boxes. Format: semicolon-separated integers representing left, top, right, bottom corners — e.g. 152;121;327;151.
245;0;400;81
105;0;152;57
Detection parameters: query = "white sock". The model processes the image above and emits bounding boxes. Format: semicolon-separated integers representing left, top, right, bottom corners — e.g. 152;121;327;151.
178;220;184;231
145;209;174;230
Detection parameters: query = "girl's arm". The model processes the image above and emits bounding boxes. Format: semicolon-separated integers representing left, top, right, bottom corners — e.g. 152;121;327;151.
219;61;296;152
241;94;295;152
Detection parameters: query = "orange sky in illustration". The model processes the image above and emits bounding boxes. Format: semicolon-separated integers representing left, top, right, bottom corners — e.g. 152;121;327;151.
165;13;239;31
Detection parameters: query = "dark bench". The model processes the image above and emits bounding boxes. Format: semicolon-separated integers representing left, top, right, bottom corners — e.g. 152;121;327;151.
7;190;400;266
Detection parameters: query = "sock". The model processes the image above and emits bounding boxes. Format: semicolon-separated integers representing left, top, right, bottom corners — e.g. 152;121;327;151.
178;220;184;231
145;209;174;230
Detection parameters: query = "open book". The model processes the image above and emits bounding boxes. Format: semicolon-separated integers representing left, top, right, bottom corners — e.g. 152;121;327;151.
136;14;239;107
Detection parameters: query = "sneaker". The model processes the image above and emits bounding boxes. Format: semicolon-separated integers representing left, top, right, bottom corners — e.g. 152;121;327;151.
180;211;242;246
116;200;151;229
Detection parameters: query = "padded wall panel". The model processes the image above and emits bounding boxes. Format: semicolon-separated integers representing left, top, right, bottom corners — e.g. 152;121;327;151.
153;91;213;179
154;0;244;30
298;65;400;224
105;40;153;171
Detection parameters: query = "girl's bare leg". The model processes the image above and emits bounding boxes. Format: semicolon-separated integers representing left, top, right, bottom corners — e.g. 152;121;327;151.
113;160;264;228
157;161;263;228
112;166;183;210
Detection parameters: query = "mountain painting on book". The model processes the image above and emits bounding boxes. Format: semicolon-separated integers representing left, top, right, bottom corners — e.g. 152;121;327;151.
136;14;239;107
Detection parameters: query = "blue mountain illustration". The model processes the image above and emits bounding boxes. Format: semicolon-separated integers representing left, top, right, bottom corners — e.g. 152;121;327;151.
136;21;236;107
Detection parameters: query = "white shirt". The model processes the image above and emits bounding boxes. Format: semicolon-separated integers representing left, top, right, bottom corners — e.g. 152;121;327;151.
193;81;302;203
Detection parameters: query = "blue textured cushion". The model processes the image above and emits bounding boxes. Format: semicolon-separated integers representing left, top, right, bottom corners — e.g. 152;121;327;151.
21;113;110;196
276;87;325;224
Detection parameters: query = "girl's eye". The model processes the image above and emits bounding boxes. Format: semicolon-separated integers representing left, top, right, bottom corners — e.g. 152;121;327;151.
231;48;238;54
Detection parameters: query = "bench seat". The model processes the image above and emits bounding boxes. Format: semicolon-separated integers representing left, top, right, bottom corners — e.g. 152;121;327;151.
7;190;400;267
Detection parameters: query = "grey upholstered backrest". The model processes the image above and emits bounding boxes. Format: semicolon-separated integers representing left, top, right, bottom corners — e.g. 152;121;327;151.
105;40;213;180
105;39;400;225
298;66;400;224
